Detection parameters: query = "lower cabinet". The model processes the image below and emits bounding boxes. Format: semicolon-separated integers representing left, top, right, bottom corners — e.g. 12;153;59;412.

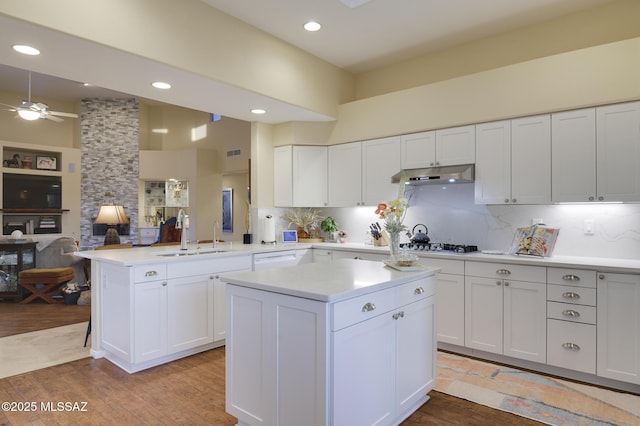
226;275;437;426
431;259;465;346
597;272;640;385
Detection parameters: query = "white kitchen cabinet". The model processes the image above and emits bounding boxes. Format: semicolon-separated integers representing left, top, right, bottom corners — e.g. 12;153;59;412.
328;141;363;206
400;127;475;170
465;262;546;363
331;249;387;262
213;266;252;343
597;272;640;385
225;269;436;426
551;108;597;202
430;258;465;346
362;136;401;206
596;101;640;202
274;145;328;207
401;131;435;170
475;115;551;204
134;278;168;363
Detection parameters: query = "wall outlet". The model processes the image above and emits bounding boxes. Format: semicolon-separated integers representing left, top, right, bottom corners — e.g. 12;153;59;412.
584;219;595;235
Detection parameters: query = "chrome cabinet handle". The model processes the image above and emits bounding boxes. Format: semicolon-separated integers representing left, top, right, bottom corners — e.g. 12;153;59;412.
353;256;362;260
599;274;605;280
562;309;580;317
392;311;405;320
504;198;509;203
496;281;501;286
562;274;580;282
362;302;376;312
512;198;517;203
504;281;509;286
162;281;167;287
496;269;511;275
562;292;580;299
598;196;604;201
145;270;158;277
588;196;594;201
414;287;424;295
562;342;581;351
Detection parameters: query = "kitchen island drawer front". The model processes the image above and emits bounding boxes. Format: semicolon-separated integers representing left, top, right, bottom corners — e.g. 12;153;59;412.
332;287;395;331
134;264;167;283
424;258;464;275
547;301;597;324
547;319;596;374
547;268;596;288
395;277;436;307
547;285;597;306
168;255;251;278
465;261;545;282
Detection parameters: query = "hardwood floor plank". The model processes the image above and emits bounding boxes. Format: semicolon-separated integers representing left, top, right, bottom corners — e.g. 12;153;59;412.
0;302;90;337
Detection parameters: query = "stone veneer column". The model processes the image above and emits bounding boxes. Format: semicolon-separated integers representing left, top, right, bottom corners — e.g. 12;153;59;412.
80;99;139;248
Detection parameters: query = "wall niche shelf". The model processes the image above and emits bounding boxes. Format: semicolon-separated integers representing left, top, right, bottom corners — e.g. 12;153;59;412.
2;146;61;172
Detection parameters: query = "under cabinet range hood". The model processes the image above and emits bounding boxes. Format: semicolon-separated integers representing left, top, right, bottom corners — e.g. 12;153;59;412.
391;164;475;186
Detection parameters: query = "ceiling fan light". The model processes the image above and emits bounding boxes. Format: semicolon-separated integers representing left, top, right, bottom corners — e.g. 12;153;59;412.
12;44;40;56
17;109;41;121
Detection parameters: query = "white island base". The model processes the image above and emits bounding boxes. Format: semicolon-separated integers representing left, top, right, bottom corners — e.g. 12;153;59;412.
223;259;439;426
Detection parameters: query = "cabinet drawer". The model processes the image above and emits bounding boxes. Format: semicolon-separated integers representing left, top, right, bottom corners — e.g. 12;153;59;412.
168;255;252;278
547;268;596;288
547;284;596;306
395;277;436;307
332;287;395;331
547;301;596;324
424;258;464;275
134;263;167;283
465;261;545;282
547;319;596;374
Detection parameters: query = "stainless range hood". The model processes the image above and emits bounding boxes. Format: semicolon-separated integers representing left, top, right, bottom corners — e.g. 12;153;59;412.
391;164;475;186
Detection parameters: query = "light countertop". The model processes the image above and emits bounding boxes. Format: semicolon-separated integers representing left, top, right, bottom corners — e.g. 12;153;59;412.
221;258;439;302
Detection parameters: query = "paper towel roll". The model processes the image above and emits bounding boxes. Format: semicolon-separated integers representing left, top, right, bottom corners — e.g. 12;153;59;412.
262;215;276;243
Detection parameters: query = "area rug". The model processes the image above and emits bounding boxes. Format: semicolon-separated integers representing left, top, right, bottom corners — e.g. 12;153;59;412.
435;351;640;426
0;322;90;379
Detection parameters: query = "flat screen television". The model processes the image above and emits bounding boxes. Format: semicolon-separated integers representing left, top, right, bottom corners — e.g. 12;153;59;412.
2;173;62;209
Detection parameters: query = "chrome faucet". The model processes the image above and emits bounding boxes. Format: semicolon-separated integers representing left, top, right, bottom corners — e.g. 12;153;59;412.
177;209;189;250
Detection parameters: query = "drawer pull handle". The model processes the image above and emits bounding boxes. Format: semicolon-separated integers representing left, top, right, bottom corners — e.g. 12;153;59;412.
392;311;405;320
162;281;167;287
414;287;425;295
562;309;580;317
362;302;376;312
562;342;581;351
496;269;511;275
562;274;580;281
145;270;158;277
562;292;580;299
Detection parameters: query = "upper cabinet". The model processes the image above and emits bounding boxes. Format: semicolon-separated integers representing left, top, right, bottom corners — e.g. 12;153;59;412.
475;115;551;205
552;102;640;203
328;142;363;207
362;136;401;206
274;145;327;207
400;126;475;170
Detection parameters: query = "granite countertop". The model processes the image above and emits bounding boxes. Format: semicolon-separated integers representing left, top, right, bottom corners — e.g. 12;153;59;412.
221;258;440;302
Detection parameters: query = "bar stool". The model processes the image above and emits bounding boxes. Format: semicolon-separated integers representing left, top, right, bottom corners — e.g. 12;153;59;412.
18;267;75;304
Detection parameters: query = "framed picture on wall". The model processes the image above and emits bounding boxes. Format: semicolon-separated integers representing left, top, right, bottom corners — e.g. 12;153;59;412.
36;156;57;170
222;188;233;233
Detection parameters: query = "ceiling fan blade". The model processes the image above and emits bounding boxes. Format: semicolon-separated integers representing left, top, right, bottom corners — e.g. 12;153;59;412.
49;110;79;118
44;114;64;123
1;102;20;110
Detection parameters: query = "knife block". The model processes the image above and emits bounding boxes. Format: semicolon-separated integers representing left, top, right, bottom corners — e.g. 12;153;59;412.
373;230;389;246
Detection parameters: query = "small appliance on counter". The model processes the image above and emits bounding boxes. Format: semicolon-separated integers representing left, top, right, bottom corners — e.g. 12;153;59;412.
261;214;276;245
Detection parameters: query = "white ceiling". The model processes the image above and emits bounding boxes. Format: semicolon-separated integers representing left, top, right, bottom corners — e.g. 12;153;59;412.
0;0;616;122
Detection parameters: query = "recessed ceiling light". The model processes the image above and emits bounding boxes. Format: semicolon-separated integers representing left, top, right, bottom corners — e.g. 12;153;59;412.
152;81;171;89
303;21;322;32
12;44;40;55
251;109;266;115
83;83;91;87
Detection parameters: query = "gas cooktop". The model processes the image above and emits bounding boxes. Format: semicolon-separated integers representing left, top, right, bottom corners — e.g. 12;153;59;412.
400;242;479;254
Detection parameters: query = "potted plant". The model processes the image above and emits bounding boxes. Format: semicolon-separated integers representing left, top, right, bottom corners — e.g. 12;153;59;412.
321;216;339;242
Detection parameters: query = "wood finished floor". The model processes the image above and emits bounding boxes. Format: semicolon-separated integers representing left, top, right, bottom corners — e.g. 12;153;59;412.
0;303;542;425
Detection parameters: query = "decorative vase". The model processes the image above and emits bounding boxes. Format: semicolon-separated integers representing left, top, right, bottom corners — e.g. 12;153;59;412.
339;237;347;243
388;230;401;261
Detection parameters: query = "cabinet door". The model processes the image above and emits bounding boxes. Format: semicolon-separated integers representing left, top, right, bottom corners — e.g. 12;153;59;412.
274;146;293;207
292;146;328;207
475;120;511;204
511;115;551;204
167;274;214;353
312;249;333;262
401;131;435;169
328;142;362;207
214;269;251;342
503;280;546;363
596;101;640;202
396;295;436;416
597;272;640;384
362;136;401;206
435;125;475;166
465;276;503;354
333;311;395;426
551;108;597;202
436;273;465;345
134;280;168;363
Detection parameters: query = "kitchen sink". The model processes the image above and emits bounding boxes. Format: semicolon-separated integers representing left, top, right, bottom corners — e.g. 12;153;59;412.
155;248;227;257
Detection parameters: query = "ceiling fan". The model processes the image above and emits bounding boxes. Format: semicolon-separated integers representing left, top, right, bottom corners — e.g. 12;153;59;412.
1;72;79;122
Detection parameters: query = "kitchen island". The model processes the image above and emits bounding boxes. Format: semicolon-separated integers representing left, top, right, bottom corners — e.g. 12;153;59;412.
222;259;440;426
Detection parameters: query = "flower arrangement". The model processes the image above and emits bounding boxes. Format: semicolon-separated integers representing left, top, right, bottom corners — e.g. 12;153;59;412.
281;208;324;239
374;169;408;234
